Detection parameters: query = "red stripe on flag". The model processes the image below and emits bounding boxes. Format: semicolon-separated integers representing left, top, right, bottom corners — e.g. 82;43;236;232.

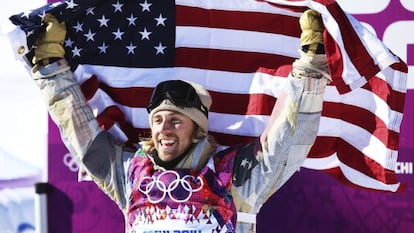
175;47;295;73
364;76;406;114
83;79;277;116
336;139;397;184
322;167;405;193
391;60;409;73
256;1;308;13
322;102;400;150
100;84;153;108
210;132;257;146
324;30;348;93
96;106;126;131
309;137;400;188
210;91;276;115
326;2;380;82
80;75;100;100
97;106;151;146
176;5;301;36
307;136;338;159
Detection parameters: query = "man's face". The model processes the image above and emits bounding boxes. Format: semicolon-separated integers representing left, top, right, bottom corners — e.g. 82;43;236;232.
151;110;195;162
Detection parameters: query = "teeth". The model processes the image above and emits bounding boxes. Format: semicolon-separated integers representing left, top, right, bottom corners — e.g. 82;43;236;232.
160;139;175;146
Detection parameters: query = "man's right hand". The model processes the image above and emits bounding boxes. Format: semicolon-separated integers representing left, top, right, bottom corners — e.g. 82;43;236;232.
32;13;66;65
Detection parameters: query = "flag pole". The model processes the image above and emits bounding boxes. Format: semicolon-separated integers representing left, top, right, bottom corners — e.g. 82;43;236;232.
35;182;49;233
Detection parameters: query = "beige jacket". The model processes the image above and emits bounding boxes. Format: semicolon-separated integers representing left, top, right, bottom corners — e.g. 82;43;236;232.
32;59;327;233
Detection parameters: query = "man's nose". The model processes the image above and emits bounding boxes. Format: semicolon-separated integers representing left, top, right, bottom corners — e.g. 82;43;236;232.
159;120;172;132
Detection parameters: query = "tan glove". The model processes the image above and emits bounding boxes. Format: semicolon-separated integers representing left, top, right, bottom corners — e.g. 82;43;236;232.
32;13;66;65
291;9;330;81
299;9;324;55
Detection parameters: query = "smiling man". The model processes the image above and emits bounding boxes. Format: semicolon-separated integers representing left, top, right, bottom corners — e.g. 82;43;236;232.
143;80;215;170
29;11;330;233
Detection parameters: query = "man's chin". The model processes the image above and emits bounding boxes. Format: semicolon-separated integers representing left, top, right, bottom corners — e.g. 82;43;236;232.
157;151;177;162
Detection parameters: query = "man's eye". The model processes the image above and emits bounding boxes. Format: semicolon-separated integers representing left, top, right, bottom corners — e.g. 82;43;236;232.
171;118;181;124
153;118;162;124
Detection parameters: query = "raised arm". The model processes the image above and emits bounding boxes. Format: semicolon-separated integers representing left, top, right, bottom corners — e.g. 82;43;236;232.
30;14;130;209
232;10;330;232
32;14;101;161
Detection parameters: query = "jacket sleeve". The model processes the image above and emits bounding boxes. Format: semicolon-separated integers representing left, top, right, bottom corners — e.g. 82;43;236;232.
232;75;328;232
32;59;131;210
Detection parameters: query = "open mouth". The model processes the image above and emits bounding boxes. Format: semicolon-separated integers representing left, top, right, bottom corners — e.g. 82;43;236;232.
160;139;176;147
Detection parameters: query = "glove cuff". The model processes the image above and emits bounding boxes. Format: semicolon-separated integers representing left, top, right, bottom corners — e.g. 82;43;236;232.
300;31;323;47
32;43;65;65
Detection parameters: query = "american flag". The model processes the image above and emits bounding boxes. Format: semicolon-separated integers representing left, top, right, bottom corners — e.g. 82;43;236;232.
9;0;408;192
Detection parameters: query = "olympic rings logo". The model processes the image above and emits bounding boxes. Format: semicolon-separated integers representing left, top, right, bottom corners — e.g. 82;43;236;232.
138;170;204;204
63;153;79;172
